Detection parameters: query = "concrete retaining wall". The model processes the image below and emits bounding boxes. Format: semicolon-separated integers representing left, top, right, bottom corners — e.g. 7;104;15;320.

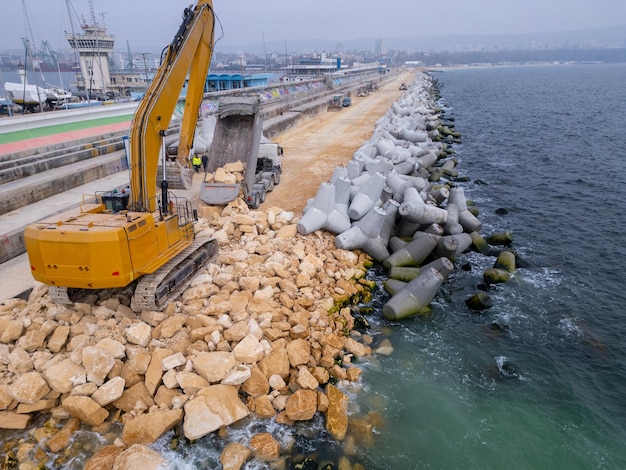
0;154;128;215
0;154;129;264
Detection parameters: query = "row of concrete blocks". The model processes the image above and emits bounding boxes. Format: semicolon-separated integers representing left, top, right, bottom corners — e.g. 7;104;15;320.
296;72;481;320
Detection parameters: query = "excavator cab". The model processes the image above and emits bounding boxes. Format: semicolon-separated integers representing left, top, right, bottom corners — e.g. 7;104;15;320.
100;186;131;213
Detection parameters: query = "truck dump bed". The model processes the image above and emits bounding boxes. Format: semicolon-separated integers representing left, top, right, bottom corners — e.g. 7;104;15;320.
200;96;263;205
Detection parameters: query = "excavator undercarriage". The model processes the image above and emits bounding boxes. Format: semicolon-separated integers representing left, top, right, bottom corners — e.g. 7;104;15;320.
47;237;217;312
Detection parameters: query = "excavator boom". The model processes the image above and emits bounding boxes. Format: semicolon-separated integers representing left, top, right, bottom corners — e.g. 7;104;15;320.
130;0;215;212
24;1;219;311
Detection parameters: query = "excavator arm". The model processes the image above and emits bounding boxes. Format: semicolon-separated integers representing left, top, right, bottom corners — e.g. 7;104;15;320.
129;0;215;212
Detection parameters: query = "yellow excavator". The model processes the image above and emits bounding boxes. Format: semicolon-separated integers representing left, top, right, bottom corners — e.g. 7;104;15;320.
24;0;218;311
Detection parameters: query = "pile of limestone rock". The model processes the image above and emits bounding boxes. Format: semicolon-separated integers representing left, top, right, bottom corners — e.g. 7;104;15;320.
0;198;381;469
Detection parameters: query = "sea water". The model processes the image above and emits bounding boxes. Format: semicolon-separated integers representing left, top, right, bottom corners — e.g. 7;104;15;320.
351;63;626;469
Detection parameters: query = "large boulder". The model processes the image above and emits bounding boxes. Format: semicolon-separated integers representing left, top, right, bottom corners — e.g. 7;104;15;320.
183;385;250;440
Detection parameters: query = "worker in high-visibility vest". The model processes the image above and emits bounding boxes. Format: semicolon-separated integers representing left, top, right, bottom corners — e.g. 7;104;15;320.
192;154;202;173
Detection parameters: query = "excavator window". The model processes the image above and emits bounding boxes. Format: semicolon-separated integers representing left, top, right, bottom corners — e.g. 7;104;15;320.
101;185;131;213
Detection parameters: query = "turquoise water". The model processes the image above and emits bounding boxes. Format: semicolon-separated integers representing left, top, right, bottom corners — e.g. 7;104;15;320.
354;63;626;469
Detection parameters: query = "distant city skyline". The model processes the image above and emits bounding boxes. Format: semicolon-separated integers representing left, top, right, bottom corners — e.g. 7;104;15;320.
1;0;625;55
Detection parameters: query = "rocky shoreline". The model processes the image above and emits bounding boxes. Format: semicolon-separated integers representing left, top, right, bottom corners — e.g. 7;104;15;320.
0;194;383;468
0;70;484;469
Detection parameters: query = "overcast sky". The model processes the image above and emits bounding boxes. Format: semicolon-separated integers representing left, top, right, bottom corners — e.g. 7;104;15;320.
2;0;625;53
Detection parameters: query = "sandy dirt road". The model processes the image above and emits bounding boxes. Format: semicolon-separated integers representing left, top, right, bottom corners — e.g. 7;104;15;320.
263;71;415;213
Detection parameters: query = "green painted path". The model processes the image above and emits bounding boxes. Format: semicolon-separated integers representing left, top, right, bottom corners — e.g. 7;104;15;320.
0;115;133;155
0;113;134;145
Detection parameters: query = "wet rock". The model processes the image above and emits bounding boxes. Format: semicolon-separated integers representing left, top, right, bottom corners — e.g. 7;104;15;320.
249;432;281;460
112;444;169;469
8;371;49;404
285;389;317;421
62;395;108;425
0;411;31;429
374;338;394;356
344;337;371;357
183;384;250;440
326;384;349;440
220;442;252;470
121;409;183;445
84;444;124;470
45;417;80;453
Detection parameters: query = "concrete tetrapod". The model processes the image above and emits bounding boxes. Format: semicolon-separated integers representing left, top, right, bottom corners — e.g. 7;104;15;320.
323;176;351;234
483;250;517;284
297;182;334;235
358;199;400;262
432;233;473;260
399;187;448;225
443;202;464;235
398;128;428;144
365;157;395;177
386;171;419;201
449;186;482;232
335;206;390;261
348;172;387;221
383;267;445;320
388;256;454;282
383;278;409;296
382;233;440;270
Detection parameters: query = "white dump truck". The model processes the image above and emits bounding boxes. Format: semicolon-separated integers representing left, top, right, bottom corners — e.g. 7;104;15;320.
199;96;282;209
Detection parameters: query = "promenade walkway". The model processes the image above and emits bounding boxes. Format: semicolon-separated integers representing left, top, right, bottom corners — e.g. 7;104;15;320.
0;118;132;154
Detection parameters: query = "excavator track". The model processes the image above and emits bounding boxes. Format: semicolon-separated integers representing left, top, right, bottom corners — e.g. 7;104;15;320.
130;237;218;312
48;286;72;306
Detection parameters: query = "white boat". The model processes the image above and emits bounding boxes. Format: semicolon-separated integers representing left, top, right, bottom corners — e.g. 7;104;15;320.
2;63;68;110
45;86;73;103
3;80;47;107
56;99;103;110
3;63;74;111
